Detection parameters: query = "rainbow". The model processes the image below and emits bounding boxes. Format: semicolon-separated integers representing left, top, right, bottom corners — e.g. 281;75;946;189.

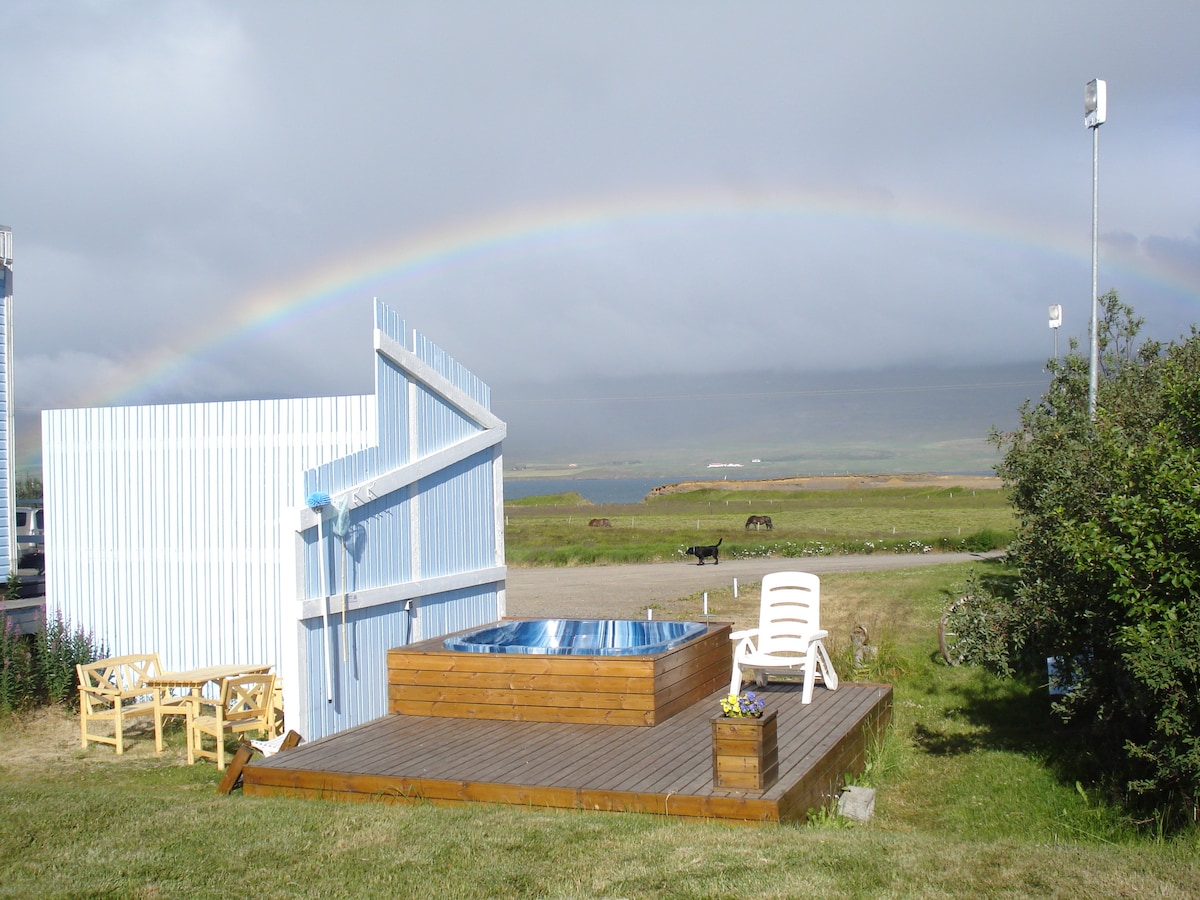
81;185;1200;410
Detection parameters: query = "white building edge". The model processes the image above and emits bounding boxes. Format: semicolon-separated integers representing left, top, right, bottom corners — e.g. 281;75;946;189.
44;300;506;740
1;225;14;578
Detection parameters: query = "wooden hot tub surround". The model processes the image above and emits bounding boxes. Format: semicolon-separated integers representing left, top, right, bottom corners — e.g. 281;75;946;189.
387;620;733;726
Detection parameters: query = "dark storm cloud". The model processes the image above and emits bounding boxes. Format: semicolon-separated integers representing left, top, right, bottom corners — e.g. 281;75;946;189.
2;1;1198;465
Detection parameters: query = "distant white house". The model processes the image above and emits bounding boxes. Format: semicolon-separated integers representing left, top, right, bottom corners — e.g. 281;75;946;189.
1;226;14;579
44;300;506;740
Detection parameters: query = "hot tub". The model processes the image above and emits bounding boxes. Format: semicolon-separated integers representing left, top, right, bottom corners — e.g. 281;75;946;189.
442;618;708;656
389;618;733;726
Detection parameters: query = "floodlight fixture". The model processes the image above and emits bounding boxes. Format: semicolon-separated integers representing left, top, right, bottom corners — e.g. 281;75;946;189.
1049;304;1062;358
1085;78;1106;128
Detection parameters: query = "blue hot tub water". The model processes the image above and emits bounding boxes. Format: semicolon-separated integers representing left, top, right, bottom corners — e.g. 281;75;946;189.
443;619;708;656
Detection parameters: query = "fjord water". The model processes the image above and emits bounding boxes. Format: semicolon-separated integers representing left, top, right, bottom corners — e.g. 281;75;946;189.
503;477;677;504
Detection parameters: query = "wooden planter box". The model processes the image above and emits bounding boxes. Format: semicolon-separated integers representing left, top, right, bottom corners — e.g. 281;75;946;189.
712;709;779;791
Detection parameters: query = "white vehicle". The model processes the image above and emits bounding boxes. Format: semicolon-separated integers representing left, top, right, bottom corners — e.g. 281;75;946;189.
15;508;45;573
16;506;44;538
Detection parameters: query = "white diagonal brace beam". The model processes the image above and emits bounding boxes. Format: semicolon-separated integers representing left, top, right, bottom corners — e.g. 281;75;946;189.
375;330;504;431
293;425;505;533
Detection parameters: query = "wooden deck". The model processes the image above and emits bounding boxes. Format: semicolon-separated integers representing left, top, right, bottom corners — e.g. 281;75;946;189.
242;681;892;823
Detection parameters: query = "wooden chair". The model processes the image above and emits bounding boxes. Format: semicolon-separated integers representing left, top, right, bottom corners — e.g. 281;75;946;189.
269;676;285;736
729;571;840;704
187;673;277;770
77;653;186;754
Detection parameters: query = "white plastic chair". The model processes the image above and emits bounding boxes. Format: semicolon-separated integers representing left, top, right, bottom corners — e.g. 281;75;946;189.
729;571;839;704
250;732;292;757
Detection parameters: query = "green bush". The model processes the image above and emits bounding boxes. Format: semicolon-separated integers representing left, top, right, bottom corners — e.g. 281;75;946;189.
0;606;106;713
0;614;35;713
961;528;1010;552
36;608;107;709
994;292;1200;828
938;572;1025;676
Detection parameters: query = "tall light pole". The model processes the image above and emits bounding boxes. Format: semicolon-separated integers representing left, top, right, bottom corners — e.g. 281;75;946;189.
1085;78;1106;419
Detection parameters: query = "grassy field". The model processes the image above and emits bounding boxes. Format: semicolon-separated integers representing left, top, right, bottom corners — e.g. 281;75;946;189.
2;487;1196;898
505;483;1015;566
3;560;1198;897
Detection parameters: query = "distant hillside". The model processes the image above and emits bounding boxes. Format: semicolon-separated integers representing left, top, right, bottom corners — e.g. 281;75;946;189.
492;360;1048;478
647;472;1003;496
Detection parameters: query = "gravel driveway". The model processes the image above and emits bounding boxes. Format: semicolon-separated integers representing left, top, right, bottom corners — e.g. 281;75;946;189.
504;551;1002;619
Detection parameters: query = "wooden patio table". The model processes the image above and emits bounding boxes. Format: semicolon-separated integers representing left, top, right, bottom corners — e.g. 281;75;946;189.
144;663;273;752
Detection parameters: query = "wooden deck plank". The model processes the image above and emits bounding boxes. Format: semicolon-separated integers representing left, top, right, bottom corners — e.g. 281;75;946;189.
460;722;596;784
540;725;638;788
390;684;660;712
613;703;720;794
254;687;851;800
394;670;653;693
779;688;892;819
243;681;892;824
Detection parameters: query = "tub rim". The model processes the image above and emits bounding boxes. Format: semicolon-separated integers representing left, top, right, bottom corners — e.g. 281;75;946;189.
441;616;710;656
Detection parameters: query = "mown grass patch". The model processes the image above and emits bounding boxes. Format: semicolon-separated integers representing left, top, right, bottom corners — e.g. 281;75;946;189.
3;556;1197;896
504;486;1014;566
505;491;592;507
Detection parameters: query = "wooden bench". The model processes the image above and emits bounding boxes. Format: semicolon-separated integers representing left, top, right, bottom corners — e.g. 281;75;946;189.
77;653;189;755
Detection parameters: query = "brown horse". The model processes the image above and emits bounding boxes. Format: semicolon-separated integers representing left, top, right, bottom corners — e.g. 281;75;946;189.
588;518;611;527
744;515;773;531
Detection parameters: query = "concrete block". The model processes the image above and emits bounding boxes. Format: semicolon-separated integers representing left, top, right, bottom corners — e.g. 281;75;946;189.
837;785;876;822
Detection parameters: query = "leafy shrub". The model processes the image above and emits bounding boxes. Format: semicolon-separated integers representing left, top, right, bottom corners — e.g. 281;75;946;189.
939;573;1025;676
994;292;1200;828
36;608;107;709
961;528;1011;552
0;606;106;713
0;613;35;714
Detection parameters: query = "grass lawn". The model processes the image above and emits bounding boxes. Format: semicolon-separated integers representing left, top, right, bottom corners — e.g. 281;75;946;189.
504;485;1014;566
2;560;1197;898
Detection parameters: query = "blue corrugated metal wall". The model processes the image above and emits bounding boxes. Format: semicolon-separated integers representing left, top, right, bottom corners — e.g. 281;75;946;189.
415;585;503;645
296;300;505;739
419;456;496;578
41;298;504;744
302;597;411;737
43;397;376;673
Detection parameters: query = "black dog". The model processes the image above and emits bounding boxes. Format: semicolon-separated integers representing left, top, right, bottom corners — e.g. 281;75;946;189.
685;537;722;565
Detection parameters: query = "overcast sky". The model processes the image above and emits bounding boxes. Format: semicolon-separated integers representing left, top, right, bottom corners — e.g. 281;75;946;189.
4;2;1199;460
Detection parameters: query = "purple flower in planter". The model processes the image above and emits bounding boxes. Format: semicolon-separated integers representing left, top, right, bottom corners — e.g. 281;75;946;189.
720;690;765;718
